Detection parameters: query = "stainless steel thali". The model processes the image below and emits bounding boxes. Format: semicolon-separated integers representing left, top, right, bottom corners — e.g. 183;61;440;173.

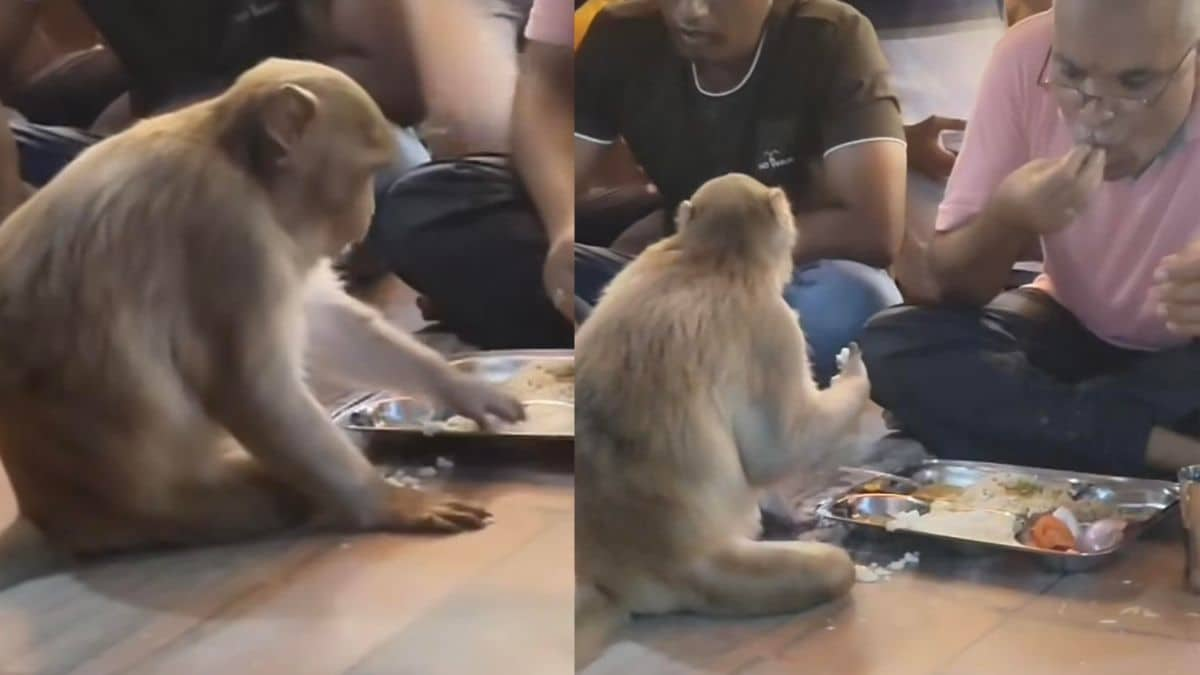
331;349;574;468
817;459;1180;572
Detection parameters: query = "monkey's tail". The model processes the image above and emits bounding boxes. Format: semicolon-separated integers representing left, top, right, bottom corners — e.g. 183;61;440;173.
0;516;66;592
575;581;629;671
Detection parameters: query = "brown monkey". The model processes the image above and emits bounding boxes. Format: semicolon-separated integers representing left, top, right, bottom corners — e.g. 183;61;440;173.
0;58;524;592
575;173;871;665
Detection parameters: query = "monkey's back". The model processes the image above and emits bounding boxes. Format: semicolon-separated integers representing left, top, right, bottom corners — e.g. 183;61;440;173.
576;244;773;577
0;114;292;532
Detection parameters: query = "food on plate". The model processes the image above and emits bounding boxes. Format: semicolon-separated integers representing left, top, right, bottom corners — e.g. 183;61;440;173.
910;483;965;502
503;360;574;403
886;508;1020;546
433;401;574;435
923;473;1115;521
1028;513;1078;552
1076;519;1127;553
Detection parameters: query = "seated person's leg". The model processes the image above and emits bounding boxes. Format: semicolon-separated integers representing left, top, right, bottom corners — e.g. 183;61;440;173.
783;260;902;385
361;161;571;349
9;118;102;187
372;126;432;193
574;244;633;310
860;288;1197;477
576;185;661;247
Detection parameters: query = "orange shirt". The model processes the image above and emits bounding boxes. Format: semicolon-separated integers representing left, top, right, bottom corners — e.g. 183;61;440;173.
574;0;610;50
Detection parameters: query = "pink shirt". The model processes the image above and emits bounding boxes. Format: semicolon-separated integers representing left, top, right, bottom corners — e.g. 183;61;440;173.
525;0;573;47
938;13;1200;351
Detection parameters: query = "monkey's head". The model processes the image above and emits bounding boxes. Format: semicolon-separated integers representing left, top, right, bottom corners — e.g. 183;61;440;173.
214;58;397;258
675;173;796;276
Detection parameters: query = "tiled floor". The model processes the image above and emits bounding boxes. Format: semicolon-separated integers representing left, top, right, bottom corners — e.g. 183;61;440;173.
582;522;1200;675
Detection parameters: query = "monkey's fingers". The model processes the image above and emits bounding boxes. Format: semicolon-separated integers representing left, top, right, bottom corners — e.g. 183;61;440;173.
491;396;527;423
419;513;474;533
431;504;491;530
438;499;492;519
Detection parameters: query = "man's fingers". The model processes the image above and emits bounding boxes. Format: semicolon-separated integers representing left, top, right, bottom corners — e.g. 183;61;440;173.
1077;145;1107;183
1156;252;1200;284
1155;279;1200;304
1057;145;1093;175
1166;319;1200;337
933;116;968;132
923;147;958;180
1161;303;1200;331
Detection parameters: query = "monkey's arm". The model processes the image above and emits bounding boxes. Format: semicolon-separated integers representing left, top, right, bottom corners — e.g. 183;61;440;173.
791;141;907;269
302;264;459;397
733;312;870;486
303;264;525;426
196;291;393;527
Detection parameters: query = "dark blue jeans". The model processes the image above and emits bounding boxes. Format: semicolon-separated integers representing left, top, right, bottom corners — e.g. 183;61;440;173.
575;243;902;385
10;121;431;190
9;120;101;187
859;288;1200;478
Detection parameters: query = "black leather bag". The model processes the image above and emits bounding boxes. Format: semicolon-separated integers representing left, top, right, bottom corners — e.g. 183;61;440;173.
357;155;572;350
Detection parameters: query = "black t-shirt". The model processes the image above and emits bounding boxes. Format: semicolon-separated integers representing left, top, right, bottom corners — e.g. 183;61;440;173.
575;0;904;216
79;0;309;115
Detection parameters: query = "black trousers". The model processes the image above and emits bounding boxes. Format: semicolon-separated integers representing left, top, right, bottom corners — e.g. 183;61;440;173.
359;158;573;350
860;288;1200;478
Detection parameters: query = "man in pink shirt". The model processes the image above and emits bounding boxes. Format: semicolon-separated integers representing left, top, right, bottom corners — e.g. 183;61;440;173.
861;0;1200;476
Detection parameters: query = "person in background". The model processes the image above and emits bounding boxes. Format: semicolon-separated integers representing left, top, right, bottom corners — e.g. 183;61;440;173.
861;0;1200;478
512;0;575;322
846;0;1009;302
346;0;575;349
1007;0;1052;25
2;0;524;187
574;0;908;385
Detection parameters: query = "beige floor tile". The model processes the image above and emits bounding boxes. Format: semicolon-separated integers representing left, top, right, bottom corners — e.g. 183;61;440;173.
118;487;569;675
940;618;1200;675
848;541;1063;612
602;568;1007;675
346;518;573;675
1018;536;1200;641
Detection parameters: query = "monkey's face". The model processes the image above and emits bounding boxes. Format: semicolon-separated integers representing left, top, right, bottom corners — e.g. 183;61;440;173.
260;81;396;256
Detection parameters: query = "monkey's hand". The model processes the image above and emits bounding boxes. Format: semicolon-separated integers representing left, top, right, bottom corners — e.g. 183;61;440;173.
435;372;527;431
371;484;493;533
833;343;868;383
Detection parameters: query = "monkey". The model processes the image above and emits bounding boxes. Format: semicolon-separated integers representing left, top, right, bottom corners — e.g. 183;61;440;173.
574;173;871;666
0;58;526;592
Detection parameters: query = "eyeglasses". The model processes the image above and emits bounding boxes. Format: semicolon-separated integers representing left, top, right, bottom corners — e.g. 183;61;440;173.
1037;43;1198;108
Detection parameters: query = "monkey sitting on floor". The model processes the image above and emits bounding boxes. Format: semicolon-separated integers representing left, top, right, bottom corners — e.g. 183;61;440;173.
0;58;526;592
575;173;872;663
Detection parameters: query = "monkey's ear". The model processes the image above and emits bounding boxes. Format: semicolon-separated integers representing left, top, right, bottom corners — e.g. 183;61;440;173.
676;200;693;230
262;83;319;155
767;188;792;224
